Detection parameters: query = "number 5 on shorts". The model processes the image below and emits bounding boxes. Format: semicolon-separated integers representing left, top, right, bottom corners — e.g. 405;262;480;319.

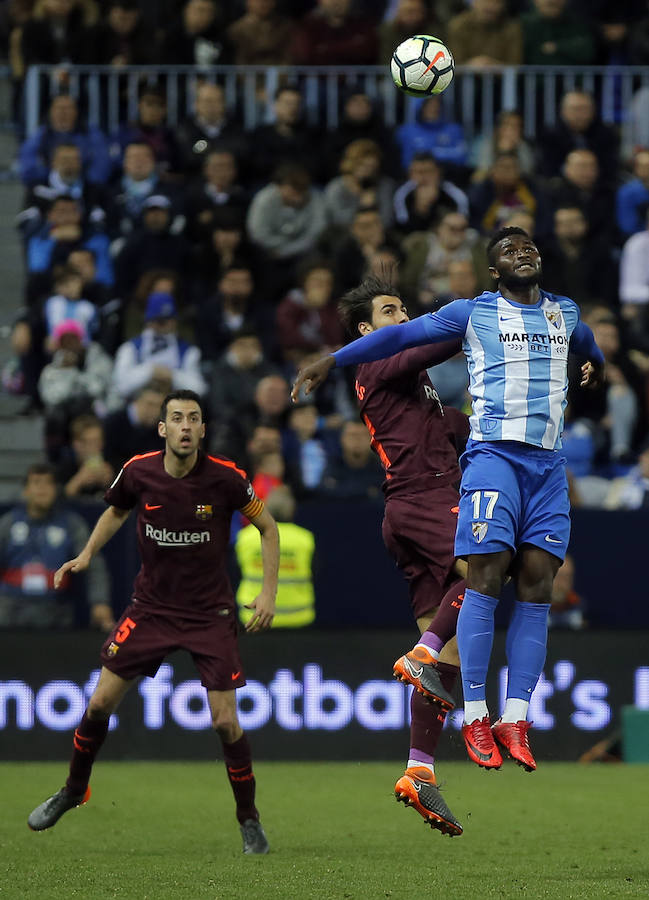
471;490;499;519
115;616;137;644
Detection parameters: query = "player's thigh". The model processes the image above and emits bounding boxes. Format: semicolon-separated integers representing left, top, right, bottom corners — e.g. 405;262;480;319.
455;447;520;556
518;456;571;560
206;687;239;728
512;544;562;604
100;605;175;681
186;613;246;692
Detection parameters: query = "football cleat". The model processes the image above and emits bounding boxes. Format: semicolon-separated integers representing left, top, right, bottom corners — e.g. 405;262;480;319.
461;717;502;769
393;647;455;712
240;819;269;854
394;767;463;836
27;786;91;831
492;719;537;772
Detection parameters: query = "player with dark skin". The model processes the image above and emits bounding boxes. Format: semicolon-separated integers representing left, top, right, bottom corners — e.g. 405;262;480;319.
28;391;278;854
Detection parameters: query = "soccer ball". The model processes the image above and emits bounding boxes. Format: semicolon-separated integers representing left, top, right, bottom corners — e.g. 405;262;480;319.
390;35;455;97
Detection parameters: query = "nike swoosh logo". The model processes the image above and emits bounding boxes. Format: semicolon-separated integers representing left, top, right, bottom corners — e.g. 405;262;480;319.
423;50;445;74
499;316;518;322
469;682;485;690
231;671;241;680
544;534;562;544
404;658;424;679
145;503;162;511
464;737;495;763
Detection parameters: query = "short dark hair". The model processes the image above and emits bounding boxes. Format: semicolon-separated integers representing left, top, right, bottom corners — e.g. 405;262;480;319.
338;275;401;337
24;462;57;484
161;389;203;421
486;226;531;266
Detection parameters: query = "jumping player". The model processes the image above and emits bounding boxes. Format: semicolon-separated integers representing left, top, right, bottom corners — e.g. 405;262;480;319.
292;228;605;773
314;278;470;836
27;390;279;855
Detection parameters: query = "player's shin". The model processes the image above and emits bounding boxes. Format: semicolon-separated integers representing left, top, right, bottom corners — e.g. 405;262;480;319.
418;580;466;655
222;732;259;825
65;710;110;795
502;600;550;722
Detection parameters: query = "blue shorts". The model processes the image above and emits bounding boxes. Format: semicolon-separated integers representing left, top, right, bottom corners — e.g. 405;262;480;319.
454;440;570;560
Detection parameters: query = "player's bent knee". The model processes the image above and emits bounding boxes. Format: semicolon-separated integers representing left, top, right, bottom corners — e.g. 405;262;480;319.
87;695;117;719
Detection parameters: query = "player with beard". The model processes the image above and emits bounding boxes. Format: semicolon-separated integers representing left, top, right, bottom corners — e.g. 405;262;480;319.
292;228;605;774
27;390;279;855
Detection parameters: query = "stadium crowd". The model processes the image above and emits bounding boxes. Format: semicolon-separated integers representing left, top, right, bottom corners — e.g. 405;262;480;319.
2;0;649;521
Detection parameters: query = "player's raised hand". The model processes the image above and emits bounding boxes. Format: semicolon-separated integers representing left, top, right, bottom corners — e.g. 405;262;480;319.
54;551;92;589
291;355;336;402
580;360;605;389
244;591;275;632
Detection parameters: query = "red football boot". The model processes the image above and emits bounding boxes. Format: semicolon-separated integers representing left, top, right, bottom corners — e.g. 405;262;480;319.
492;719;537;772
461;717;502;769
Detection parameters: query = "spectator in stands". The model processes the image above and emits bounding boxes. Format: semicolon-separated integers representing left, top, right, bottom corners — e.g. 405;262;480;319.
616;149;649;238
470;110;535;179
248;451;286;503
629;1;649;63
619;207;649;341
161;0;231;65
57;413;114;500
25;195;114;288
108;83;182;178
521;0;596;66
219;373;292;464
243;422;284;475
322;89;401;180
38;319;113;424
248;86;321;185
66;248;110;310
332;206;392;292
393;152;468;234
537;90;619;182
541;205;618;307
18;0;94;74
548;554;586;630
227;0;294;65
113;194;191;299
103;383;165;471
246;163;327;297
400;210;489;310
319;419;384;500
19;94;111;187
447;0;523;66
19;142;108;234
291;0;378;66
549;149;616;244
604;438;649;509
282;403;333;497
275;258;343;365
196;263;267;363
394;96;468;177
124;267;183;341
378;0;441;65
42;263;99;345
84;0;154;65
323;139;394;229
184;150;249;246
0;462;113;630
193;207;254;291
175;82;245;177
207;329;279;454
568;309;641;464
111;292;206;406
468;150;547;236
105;142;172;241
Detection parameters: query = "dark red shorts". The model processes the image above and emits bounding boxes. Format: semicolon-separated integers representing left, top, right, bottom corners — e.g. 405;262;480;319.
382;484;460;620
100;603;245;692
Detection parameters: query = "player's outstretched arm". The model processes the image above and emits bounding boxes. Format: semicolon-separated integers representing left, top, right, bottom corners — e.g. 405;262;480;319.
54;506;130;589
291;354;336;400
244;506;279;632
570;321;606;389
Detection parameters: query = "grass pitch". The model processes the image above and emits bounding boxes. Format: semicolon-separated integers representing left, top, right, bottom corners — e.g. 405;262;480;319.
2;761;647;899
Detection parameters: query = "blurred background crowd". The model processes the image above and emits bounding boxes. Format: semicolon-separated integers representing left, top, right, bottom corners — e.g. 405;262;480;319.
1;0;649;628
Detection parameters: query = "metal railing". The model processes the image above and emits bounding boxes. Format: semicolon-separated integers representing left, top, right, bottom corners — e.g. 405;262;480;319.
22;63;649;147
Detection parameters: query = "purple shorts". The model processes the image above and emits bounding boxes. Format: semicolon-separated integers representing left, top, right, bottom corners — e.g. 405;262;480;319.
382;484;460;620
100;603;246;692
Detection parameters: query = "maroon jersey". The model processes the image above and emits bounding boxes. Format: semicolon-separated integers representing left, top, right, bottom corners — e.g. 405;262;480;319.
355;342;469;499
105;450;263;621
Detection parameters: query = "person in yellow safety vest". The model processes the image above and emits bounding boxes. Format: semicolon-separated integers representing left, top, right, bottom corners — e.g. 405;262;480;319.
235;484;315;628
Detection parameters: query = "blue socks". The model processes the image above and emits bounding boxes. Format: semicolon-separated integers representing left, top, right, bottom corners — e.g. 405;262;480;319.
505;601;550;699
457;588;499;703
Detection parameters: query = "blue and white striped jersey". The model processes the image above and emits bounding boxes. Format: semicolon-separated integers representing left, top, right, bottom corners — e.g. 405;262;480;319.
333;289;604;452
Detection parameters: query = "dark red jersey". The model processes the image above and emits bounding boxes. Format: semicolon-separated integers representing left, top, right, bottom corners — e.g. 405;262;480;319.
355;342;469;499
105;450;263;621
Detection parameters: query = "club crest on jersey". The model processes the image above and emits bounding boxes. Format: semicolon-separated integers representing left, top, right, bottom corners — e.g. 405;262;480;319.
195;504;213;520
546;310;562;330
472;522;488;543
106;641;119;657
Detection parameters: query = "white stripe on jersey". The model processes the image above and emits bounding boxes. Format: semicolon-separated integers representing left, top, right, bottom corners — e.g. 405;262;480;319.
497;297;529;444
465;314;487;425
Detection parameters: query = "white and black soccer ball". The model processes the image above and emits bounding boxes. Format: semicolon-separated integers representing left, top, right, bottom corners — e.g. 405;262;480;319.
390;35;455;97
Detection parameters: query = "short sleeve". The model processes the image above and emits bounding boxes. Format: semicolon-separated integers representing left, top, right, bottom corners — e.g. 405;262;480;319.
237;479;265;519
104;465;138;510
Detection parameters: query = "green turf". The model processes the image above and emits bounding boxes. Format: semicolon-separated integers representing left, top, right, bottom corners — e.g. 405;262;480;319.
2;762;647;899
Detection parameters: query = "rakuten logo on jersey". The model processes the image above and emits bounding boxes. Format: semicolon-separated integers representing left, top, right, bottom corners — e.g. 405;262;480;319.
145;523;210;547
